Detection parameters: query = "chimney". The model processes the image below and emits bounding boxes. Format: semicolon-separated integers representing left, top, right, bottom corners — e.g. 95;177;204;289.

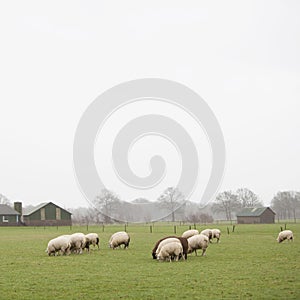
14;202;22;221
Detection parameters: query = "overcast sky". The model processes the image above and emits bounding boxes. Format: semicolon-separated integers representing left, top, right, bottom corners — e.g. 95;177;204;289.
0;1;299;209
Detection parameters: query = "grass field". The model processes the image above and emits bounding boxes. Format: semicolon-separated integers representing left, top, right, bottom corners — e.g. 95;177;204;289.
0;223;299;300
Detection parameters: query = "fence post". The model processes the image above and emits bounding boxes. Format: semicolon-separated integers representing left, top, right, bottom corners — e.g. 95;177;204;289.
150;225;152;233
194;223;196;229
189;225;191;230
284;224;287;230
232;225;235;232
227;227;230;235
125;224;127;232
174;225;177;234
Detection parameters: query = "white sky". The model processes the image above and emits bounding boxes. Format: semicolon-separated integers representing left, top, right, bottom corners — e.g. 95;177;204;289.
0;1;299;209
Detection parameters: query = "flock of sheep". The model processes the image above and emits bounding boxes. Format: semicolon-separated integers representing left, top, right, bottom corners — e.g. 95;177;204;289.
45;228;294;261
46;232;100;255
152;228;221;262
45;231;130;256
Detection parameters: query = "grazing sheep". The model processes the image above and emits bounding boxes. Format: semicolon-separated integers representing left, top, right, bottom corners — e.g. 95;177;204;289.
200;229;213;242
187;234;209;256
46;236;71;256
85;233;100;251
155;238;183;257
157;242;184;262
276;230;294;243
181;229;199;239
211;229;221;243
64;233;87;254
152;236;188;260
109;231;130;249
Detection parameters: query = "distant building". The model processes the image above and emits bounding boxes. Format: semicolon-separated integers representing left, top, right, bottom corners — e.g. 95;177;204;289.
23;202;72;226
236;207;275;224
0;204;21;226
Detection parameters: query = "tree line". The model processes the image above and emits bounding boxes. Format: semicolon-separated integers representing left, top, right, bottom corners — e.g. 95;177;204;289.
69;187;300;223
1;188;300;223
271;191;300;222
72;187;300;223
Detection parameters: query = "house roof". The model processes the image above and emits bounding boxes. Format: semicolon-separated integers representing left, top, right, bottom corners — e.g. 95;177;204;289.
0;204;20;215
236;207;275;217
23;202;72;216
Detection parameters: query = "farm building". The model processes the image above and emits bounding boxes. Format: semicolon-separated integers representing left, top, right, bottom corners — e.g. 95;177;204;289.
22;202;72;226
236;207;275;224
0;204;21;226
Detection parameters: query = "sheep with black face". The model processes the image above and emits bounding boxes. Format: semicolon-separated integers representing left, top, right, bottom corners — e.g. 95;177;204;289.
109;231;130;249
211;229;221;243
187;234;209;256
46;236;71;256
276;230;294;243
85;233;100;251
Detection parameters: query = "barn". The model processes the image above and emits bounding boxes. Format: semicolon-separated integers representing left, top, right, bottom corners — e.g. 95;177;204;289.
0;204;21;226
236;207;275;224
23;202;72;226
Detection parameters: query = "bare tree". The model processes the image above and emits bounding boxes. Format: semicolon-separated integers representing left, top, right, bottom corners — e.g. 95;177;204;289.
236;188;263;208
93;189;120;223
157;187;185;222
0;194;11;205
212;191;240;221
271;191;300;222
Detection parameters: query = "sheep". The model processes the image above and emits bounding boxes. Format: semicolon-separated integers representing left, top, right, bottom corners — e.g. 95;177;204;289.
211;229;221;243
187;234;209;256
200;229;213;242
155;238;183;257
62;233;87;254
109;231;130;249
46;236;71;256
85;233;100;251
181;229;199;239
276;230;294;243
157;241;184;262
152;236;188;260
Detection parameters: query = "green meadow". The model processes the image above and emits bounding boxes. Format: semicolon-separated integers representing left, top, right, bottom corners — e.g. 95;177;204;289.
0;223;299;300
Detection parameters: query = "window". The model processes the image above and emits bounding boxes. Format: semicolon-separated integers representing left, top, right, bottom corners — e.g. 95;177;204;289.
2;216;9;222
41;208;45;220
56;208;61;220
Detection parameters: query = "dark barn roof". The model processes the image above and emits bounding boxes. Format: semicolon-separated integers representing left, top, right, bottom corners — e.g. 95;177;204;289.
0;204;20;215
236;207;275;217
23;202;72;216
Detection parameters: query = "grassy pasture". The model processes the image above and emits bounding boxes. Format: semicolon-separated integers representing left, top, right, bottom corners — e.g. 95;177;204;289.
0;223;299;299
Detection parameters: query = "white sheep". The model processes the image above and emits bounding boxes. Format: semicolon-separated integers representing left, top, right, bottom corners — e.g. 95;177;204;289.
109;231;130;249
187;234;209;256
85;233;100;251
46;236;71;256
181;229;199;239
211;229;221;243
63;233;87;254
157;241;184;262
155;237;182;256
200;229;213;242
276;230;294;243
